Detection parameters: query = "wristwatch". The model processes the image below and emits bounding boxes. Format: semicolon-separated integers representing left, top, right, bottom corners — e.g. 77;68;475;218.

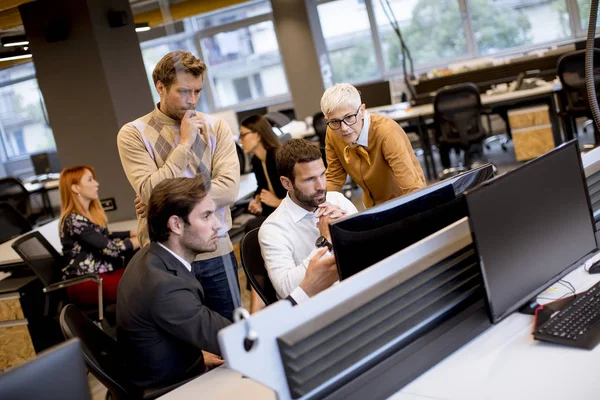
315;235;333;251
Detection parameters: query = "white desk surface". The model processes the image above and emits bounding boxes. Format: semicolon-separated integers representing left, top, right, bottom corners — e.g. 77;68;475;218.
159;250;600;400
159;366;432;400
0;218;138;266
369;83;561;123
237;173;258;202
23;179;59;193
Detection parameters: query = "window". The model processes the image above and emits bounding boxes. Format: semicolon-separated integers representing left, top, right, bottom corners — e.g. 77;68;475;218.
0;64;55;159
317;0;379;83
470;0;570;55
194;1;272;30
199;20;289;108
373;0;468;70
577;0;599;31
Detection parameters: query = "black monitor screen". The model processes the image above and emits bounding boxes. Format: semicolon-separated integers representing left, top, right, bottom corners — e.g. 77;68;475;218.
331;164;495;280
466;141;597;324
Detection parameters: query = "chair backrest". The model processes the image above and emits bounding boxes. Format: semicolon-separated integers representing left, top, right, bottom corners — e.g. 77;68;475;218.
240;228;278;305
264;112;292;128
312;112;327;147
0;177;30;217
0;203;32;243
11;231;64;288
277;107;296;121
235;142;246;175
60;304;134;398
0;338;91;400
557;48;600;114
434;83;485;148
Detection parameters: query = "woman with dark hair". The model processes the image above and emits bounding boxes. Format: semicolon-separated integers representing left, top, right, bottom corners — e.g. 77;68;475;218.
239;115;287;219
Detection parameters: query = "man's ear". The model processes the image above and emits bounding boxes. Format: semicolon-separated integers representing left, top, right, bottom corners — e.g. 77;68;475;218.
167;215;184;237
280;176;293;192
156;81;167;97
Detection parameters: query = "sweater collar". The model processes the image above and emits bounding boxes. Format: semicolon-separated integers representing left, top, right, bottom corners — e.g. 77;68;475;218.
152;103;180;126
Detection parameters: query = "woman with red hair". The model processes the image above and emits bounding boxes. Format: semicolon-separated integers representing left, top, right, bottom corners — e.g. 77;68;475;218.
59;165;139;303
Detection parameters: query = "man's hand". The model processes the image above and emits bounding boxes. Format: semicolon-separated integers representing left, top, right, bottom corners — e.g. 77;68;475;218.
129;237;140;251
134;195;147;218
202;350;224;370
315;202;347;220
259;189;282;208
316;213;333;242
299;248;338;297
248;196;262;215
180;110;206;148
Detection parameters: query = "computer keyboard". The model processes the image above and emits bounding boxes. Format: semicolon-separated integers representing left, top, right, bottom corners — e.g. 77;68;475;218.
534;280;600;349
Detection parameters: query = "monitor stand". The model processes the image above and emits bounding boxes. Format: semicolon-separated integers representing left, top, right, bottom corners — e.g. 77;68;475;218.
518;299;540;316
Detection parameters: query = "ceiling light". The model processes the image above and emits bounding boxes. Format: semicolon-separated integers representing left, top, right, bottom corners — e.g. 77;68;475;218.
0;53;32;62
1;35;29;48
135;23;151;33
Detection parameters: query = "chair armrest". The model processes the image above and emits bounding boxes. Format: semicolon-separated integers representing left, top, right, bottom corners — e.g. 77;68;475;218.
43;274;101;292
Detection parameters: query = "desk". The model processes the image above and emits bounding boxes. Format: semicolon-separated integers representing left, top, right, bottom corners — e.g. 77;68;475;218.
23;179;59;217
369;83;563;180
159;252;600;399
237;173;258;203
0;218;138;268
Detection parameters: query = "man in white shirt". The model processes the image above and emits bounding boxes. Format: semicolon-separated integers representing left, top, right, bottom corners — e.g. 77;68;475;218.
259;139;358;303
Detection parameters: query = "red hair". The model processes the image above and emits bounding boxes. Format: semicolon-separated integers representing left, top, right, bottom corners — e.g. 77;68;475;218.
59;166;107;230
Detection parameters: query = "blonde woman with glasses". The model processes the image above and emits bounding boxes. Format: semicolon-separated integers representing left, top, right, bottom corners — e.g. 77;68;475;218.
321;83;426;208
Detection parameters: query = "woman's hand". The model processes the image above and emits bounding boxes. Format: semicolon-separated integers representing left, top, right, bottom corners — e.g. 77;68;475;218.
129;237;140;250
129;230;137;238
259;189;282;208
248;196;262;215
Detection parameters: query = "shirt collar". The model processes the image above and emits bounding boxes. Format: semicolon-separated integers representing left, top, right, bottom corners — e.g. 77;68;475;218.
283;193;316;224
157;242;192;272
355;111;370;147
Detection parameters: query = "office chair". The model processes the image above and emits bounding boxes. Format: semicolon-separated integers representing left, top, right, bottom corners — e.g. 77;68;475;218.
557;49;600;145
11;231;104;321
0;338;91;400
278;107;296;121
240;228;278;306
433;83;487;179
59;304;194;400
264;111;291;129
0;202;32;243
0;177;39;223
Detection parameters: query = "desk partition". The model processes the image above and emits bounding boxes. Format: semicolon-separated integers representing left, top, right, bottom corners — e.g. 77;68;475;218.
219;218;491;400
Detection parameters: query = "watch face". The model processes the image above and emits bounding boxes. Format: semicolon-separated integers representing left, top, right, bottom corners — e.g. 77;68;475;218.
316;236;325;247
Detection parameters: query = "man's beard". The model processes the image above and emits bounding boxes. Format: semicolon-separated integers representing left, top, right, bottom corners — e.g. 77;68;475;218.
164;103;195;121
293;185;326;209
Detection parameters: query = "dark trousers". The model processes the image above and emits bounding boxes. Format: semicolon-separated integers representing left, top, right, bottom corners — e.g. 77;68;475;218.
192;252;240;322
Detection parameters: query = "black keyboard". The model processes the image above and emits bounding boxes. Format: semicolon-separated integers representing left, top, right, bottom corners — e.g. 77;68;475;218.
534;280;600;349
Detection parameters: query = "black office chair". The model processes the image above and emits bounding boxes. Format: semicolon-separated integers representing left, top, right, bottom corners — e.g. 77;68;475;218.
0;202;32;243
433;83;487;179
0;177;39;224
59;304;193;400
557;49;600;145
11;231;104;320
240;228;278;306
0;338;91;400
235;142;246;175
278;107;296;121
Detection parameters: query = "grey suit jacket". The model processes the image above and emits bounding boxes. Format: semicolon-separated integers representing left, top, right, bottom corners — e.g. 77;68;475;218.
117;242;232;389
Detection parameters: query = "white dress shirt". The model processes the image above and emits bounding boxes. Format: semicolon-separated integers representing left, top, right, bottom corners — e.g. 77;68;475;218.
258;191;358;303
157;242;193;272
355;111;370;147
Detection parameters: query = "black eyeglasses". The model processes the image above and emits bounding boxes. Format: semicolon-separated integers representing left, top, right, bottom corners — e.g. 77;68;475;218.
239;130;255;138
325;106;361;130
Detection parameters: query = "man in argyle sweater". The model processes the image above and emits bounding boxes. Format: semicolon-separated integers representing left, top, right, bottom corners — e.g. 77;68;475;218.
117;51;241;321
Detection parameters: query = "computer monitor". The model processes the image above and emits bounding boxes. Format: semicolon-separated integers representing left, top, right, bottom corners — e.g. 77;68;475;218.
31;151;61;176
0;338;91;400
236;106;268;126
331;164;495;280
355;81;392;108
465;141;597;324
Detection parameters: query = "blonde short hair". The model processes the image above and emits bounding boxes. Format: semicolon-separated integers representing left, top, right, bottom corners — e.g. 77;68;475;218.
320;83;362;117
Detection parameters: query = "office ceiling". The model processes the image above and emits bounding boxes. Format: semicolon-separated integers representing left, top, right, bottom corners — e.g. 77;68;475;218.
0;0;246;40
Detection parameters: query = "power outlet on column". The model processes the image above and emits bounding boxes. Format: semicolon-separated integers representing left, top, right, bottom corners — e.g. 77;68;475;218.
100;198;116;211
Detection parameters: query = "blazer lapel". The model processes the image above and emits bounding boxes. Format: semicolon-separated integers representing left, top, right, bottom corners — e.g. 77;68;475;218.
148;242;205;298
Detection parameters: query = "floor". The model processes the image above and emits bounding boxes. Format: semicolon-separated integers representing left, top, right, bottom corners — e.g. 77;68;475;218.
88;120;597;399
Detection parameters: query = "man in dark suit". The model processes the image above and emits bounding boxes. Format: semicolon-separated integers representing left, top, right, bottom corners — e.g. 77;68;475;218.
117;176;339;390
